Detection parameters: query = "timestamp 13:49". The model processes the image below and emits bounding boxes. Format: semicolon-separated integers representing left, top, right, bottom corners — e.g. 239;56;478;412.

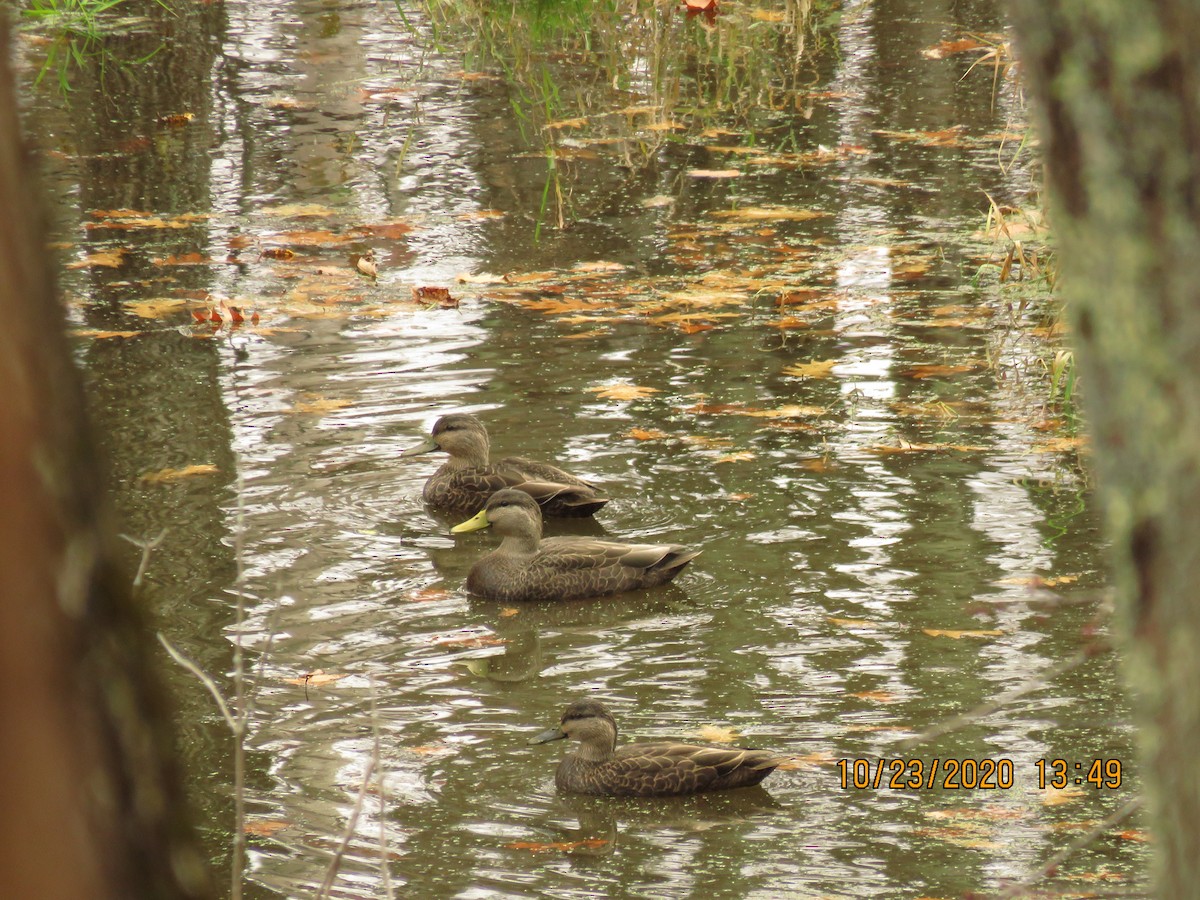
1036;758;1122;789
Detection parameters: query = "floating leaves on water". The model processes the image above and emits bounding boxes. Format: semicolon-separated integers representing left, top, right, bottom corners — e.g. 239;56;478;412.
67;248;128;269
291;396;352;415
354;220;416;239
997;574;1080;588
258;202;336;218
412;286;459;308
902;363;981;379
498;607;520;618
283;670;348;687
1033;436;1088;453
244;820;289;837
712;205;828;222
545;116;589;130
141;464;219;483
626;427;669;441
1041;786;1084;806
921;628;1003;639
850;690;897;703
122;297;192;318
688;168;742;178
715;450;756;464
432;632;507;649
408;587;454;603
641;195;675;208
783;359;837;379
691;724;740;743
72;329;142;340
260;247;296;260
356;250;378;280
157;112;195;127
863;439;988;455
921;37;989;59
873;126;969;148
85;211;205;230
589;383;661;401
828;616;877;629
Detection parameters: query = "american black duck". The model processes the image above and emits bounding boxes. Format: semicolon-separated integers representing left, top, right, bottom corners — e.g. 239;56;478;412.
450;489;698;602
401;414;608;517
534;699;790;797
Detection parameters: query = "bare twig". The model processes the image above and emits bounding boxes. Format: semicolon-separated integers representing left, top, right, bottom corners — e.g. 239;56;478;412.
120;527;167;588
897;643;1110;751
316;755;378;900
157;633;239;734
992;797;1143;899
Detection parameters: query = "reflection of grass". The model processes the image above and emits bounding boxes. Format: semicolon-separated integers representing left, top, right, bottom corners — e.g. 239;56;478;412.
406;0;825;234
21;0;170;93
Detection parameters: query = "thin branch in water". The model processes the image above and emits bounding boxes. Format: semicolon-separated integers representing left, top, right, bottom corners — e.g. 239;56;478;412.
992;797;1143;899
316;755;378;900
896;642;1110;751
368;676;394;900
120;527;167;588
157;633;239;734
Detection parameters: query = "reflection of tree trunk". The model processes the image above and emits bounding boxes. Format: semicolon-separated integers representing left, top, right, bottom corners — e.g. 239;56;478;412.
0;20;209;900
1011;2;1200;893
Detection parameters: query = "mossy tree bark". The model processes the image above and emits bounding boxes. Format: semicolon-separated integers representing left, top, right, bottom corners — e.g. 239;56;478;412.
1009;1;1200;893
0;19;209;900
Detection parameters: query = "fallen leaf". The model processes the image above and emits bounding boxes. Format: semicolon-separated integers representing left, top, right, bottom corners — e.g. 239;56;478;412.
922;628;1003;639
122;297;192;318
67;248;128;269
627;427;668;440
589;383;661;401
828;617;877;628
922;37;989;59
71;329;142;339
687;168;742;178
408;587;454;602
902;363;981;379
545;117;589;130
412;286;458;308
692;724;740;742
286;671;347;686
715;450;756;463
244;820;289;837
432;633;508;649
292;397;352;414
140;464;219;483
356;251;378;280
850;690;897;703
783;359;838;379
354;220;416;239
499;607;520;617
712;206;828;222
258;202;336;218
1041;786;1085;806
157;112;195;126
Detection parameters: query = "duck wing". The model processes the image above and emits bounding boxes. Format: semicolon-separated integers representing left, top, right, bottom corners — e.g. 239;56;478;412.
538;538;699;573
597;742;788;796
496;456;598;490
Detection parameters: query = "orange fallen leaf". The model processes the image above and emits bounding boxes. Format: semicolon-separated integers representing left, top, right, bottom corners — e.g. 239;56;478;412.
157;112;195;126
692;724;740;742
72;329;142;339
408;587;454;602
712;205;827;222
1041;785;1084;806
783;359;837;379
412;286;458;308
589;383;661;401
356;252;378;280
828;617;876;628
545;117;589;130
432;634;508;649
283;670;348;686
715;450;756;463
260;247;296;260
902;363;980;379
922;628;1003;639
850;690;898;703
67;248;128;269
922;37;988;59
140;464;219;483
627;427;668;440
499;607;520;617
687;168;742;178
244;820;289;837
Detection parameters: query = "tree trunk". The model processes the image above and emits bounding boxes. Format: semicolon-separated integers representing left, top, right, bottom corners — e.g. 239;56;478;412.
1009;1;1200;893
0;18;210;900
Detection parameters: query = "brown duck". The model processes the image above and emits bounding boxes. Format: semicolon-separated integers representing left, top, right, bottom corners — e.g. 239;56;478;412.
534;700;790;796
401;414;608;517
451;490;698;602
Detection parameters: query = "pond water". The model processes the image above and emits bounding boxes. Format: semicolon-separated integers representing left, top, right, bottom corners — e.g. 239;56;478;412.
17;0;1148;896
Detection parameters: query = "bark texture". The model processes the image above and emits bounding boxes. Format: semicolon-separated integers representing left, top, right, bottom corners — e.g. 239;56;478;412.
1009;1;1200;893
0;18;209;900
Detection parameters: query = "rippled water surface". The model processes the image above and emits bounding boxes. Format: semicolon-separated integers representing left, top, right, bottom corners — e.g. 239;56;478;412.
19;0;1147;896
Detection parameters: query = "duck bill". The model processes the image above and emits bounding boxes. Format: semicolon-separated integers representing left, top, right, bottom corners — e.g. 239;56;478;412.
450;509;491;533
532;727;568;744
400;436;440;457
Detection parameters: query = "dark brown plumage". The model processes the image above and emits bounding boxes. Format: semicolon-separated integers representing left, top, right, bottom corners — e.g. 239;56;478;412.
534;700;790;797
401;414;607;517
451;490;698;602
